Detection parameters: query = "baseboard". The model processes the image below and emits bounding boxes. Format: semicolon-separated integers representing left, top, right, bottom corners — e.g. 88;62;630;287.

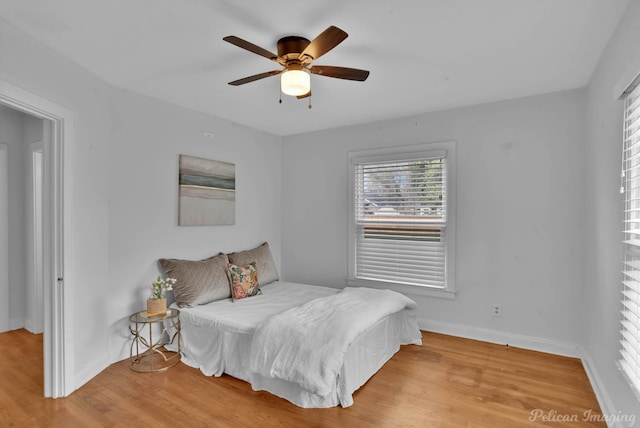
72;352;112;394
23;318;43;334
418;318;582;358
10;318;43;334
111;340;133;364
9;317;25;331
71;336;134;395
23;318;34;333
580;353;621;428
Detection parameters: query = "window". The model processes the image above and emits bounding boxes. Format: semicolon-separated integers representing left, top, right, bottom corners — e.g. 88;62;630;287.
620;80;640;399
348;142;456;298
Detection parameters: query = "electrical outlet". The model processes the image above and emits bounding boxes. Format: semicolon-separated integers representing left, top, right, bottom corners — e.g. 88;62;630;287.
493;304;501;317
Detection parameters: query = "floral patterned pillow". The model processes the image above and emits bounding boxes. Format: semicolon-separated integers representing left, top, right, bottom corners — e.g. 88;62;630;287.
228;262;261;301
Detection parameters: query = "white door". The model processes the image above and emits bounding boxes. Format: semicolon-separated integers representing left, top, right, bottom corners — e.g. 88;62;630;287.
27;140;44;334
0;143;8;332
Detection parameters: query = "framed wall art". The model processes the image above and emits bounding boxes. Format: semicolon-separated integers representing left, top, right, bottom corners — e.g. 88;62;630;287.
178;154;235;226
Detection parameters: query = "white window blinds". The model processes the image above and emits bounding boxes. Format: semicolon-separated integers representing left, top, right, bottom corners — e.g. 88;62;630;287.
354;152;447;288
621;81;640;397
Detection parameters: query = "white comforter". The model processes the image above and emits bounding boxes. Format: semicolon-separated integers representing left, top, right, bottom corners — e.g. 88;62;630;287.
248;287;418;397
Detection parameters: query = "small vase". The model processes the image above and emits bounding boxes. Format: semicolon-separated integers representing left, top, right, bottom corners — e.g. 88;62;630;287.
146;298;167;316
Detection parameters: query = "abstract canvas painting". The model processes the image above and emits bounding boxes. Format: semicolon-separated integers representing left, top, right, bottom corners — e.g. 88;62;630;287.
178;155;235;226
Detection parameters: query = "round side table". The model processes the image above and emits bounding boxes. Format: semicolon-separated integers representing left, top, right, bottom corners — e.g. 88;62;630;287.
128;308;181;372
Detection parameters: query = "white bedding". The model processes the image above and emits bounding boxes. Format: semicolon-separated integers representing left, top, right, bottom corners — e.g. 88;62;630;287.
167;281;422;408
249;287;417;397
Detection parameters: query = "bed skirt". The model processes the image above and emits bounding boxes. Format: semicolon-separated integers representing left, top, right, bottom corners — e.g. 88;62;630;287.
165;282;421;408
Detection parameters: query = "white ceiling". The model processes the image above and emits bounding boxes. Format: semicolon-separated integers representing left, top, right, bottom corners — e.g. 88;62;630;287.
0;0;630;136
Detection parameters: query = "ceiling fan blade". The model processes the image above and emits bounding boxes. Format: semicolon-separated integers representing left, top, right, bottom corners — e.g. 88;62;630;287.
297;91;311;99
223;36;278;61
300;26;348;61
309;66;370;81
228;70;282;86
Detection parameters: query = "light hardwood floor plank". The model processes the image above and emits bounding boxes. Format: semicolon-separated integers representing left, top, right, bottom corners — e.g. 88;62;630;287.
0;329;604;427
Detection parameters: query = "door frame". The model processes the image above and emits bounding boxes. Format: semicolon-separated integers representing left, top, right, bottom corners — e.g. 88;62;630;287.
0;80;73;398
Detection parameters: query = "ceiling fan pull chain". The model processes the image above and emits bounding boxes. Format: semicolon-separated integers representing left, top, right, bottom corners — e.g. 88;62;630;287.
308;94;312;109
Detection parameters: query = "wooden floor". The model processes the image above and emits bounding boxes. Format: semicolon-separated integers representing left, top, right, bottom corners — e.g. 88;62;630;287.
0;329;604;427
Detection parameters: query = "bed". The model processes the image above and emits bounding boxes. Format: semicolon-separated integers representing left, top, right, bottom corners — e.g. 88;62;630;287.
158;242;422;408
164;281;422;408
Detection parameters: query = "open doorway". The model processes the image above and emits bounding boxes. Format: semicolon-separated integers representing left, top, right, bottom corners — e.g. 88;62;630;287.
0;106;46;335
0;80;71;398
0;105;47;392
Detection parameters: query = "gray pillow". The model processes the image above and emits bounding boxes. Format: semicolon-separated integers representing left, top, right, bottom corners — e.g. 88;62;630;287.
227;242;279;286
159;252;231;307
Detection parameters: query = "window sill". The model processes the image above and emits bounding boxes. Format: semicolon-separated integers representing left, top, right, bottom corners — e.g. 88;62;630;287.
346;278;456;300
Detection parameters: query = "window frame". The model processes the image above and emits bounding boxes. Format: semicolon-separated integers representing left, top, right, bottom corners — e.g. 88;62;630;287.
347;141;457;299
619;78;640;401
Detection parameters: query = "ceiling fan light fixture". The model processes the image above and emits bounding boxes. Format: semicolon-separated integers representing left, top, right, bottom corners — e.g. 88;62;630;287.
281;69;310;96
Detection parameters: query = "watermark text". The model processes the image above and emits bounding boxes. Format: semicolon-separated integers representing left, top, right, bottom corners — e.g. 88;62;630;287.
529;409;636;426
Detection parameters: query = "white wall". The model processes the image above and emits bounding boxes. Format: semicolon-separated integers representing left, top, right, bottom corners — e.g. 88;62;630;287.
584;0;640;420
0;104;26;329
106;88;282;362
0;20;283;392
282;89;587;354
1;20;114;390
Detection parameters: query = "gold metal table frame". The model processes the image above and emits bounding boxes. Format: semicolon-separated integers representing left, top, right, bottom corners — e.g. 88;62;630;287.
128;308;181;372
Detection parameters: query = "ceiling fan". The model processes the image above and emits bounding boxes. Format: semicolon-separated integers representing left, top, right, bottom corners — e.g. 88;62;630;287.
223;26;369;102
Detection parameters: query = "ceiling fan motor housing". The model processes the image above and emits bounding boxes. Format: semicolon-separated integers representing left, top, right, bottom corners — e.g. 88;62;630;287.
277;36;311;62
